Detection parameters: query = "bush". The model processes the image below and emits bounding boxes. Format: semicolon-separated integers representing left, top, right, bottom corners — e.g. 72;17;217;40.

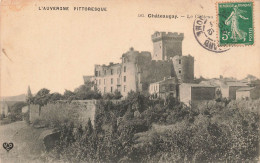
42;97;260;162
134;99;260;162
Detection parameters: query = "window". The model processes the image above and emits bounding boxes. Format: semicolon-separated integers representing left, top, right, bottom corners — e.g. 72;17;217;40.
111;69;113;75
104;87;106;93
104;79;106;84
111;78;113;84
124;85;126;92
117;78;120;84
98;71;100;76
111;87;113;93
179;59;181;64
104;70;106;75
99;79;101;85
179;69;181;74
124;66;126;72
95;71;98;77
124;76;126;82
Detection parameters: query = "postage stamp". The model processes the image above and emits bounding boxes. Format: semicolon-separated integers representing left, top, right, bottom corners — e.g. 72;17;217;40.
217;1;254;46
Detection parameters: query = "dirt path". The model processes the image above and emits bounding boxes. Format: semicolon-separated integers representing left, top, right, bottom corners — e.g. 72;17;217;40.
0;121;48;163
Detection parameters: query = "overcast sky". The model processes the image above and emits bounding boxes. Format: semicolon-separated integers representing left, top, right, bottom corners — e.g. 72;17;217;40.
1;0;260;96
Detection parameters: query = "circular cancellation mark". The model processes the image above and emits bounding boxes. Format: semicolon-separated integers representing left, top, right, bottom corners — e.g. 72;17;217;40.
193;17;229;53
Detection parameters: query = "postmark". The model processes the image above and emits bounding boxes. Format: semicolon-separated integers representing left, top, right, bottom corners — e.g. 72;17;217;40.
217;1;254;46
193;17;229;53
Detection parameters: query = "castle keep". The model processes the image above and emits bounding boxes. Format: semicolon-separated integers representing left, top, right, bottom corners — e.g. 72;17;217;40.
85;31;195;97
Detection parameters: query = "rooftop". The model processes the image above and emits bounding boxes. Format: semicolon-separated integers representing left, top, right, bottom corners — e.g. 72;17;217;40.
237;87;255;91
226;82;248;87
181;83;216;88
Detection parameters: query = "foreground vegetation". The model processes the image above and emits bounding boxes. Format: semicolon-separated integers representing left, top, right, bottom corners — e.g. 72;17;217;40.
37;92;259;163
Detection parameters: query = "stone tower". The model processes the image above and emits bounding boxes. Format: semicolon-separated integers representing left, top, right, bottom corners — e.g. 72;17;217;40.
151;31;184;61
172;55;194;83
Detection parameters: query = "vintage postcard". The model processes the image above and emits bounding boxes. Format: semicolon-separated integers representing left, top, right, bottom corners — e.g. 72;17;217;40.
0;0;259;162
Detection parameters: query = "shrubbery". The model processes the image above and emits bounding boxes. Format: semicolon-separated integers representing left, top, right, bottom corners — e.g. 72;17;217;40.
40;92;259;162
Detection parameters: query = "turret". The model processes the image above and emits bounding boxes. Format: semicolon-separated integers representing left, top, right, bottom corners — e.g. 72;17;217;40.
151;31;184;61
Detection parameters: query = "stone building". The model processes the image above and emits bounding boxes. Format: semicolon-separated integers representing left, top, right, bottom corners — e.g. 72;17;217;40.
172;55;194;83
236;87;260;100
151;31;184;60
179;83;216;105
200;79;249;100
149;77;178;99
86;31;195;97
93;62;122;95
151;32;194;83
0;100;9;117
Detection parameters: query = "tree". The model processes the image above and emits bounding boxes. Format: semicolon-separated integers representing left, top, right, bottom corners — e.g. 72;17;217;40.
86;118;94;136
49;92;63;102
74;84;102;100
26;86;33;104
114;90;123;99
63;89;76;101
33;88;51;107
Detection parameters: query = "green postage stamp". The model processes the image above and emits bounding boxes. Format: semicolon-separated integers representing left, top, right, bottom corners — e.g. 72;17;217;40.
217;1;254;46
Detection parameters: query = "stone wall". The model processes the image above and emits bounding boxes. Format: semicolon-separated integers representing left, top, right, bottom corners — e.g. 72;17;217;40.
191;87;216;101
29;104;40;122
29;100;98;126
70;100;97;126
29;100;123;127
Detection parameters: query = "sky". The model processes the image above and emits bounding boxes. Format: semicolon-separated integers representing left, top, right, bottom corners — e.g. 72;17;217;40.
1;0;260;96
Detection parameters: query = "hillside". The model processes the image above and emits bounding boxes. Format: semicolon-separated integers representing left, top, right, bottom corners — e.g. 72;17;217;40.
0;94;26;102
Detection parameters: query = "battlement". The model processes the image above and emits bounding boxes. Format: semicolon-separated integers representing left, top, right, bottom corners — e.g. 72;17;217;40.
151;31;184;42
122;48;151;58
94;62;120;69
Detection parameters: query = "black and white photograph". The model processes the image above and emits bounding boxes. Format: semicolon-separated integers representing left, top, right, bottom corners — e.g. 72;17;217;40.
0;0;260;162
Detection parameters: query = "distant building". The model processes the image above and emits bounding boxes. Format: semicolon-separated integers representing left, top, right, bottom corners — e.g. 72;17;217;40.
0;100;18;117
0;100;9;117
85;31;195;97
236;87;260;100
149;77;178;99
200;79;248;100
22;106;29;113
223;82;248;100
179;83;216;105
